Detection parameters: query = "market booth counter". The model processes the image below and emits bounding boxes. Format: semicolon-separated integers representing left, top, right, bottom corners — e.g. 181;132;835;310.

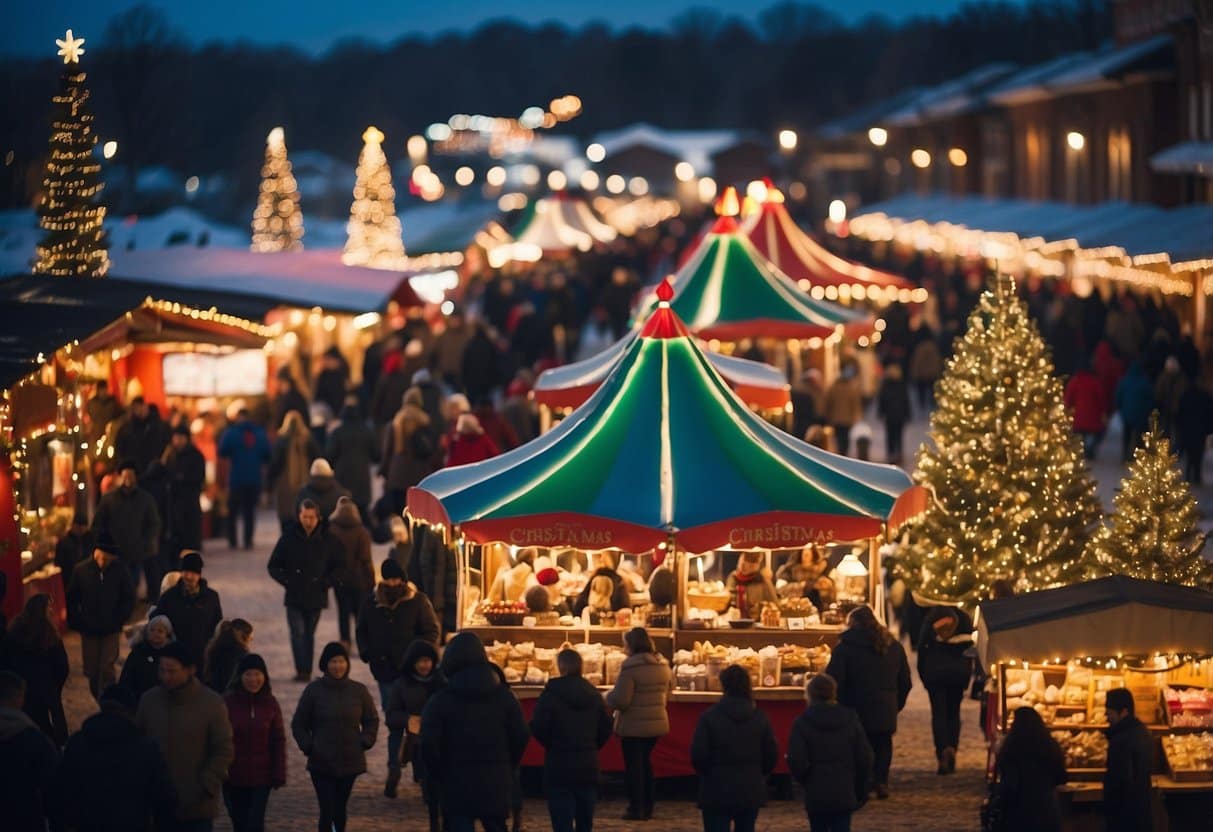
977;577;1213;830
408;284;923;776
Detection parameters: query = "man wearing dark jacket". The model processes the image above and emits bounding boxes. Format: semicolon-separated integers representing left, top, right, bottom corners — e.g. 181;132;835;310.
55;511;94;576
267;500;343;681
916;605;974;775
325;401;379;522
56;683;177;831
164;424;207;553
1103;688;1154;832
410;523;457;635
422;632;529;832
114;397;170;478
787;673;874;832
530;649;613;832
0;671;59;832
92;460;162;601
66;538;136;699
825;606;912;798
356;559;439;789
155;551;223;664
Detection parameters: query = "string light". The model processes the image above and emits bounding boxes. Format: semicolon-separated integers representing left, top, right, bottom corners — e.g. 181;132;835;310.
250;126;304;253
343;126;406;269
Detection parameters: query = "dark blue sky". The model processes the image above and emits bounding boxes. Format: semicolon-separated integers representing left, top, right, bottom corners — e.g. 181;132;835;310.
6;0;1000;56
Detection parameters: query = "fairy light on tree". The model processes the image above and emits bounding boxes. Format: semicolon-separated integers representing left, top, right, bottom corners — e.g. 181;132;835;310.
342;125;405;269
899;274;1101;605
1089;414;1210;587
33;29;110;277
250;126;304;252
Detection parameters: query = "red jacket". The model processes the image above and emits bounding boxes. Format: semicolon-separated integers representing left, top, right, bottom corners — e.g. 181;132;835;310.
446;433;501;467
1065;371;1107;433
224;688;287;788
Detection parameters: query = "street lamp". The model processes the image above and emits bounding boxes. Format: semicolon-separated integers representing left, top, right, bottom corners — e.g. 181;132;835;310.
778;129;798;151
948;147;968;167
868;127;888;147
911;149;932;169
1067;131;1086;151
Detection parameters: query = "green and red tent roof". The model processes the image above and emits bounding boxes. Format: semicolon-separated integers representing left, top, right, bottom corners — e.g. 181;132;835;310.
635;191;875;342
409;280;921;552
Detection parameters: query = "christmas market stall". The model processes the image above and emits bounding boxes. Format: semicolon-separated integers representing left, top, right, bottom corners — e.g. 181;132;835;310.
493;193;618;263
407;281;923;777
0;274;275;622
977;577;1213;826
635;188;876;382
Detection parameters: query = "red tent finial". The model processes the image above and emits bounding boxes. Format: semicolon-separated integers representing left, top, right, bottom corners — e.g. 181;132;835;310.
715;186;740;218
656;276;674;303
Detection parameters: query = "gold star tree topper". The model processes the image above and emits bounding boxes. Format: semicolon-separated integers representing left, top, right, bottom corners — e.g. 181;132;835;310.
56;29;86;64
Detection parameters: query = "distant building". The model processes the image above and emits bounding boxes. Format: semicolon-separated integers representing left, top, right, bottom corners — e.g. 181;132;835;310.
589;123;768;192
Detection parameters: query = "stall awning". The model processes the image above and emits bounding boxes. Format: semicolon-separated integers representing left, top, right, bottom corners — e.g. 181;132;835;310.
977;576;1213;666
532;329;790;411
635;216;874;342
509;194;617;256
410;282;918;552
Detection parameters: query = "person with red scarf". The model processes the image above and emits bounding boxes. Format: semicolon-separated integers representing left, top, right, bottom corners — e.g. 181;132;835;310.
724;552;777;619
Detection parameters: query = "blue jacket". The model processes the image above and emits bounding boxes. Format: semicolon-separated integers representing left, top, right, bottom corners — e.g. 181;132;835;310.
1114;364;1153;430
219;419;271;489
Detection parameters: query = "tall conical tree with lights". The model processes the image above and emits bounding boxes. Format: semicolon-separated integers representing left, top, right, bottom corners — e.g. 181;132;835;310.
1089;415;1210;586
343;125;404;269
899;274;1102;605
33;29;110;277
250;127;304;252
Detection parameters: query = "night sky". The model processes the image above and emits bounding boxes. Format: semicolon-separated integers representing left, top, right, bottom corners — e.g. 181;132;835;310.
6;0;1014;56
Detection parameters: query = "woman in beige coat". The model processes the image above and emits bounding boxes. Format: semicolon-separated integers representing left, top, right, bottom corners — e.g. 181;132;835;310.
605;627;671;821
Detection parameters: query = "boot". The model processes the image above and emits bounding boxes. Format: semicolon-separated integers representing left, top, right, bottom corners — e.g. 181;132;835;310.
622;806;645;821
384;766;401;798
511;807;523;832
936;750;947;775
428;801;442;832
942;746;957;774
643;802;654;821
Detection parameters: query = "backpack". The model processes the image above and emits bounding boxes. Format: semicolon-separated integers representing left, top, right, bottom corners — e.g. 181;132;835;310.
409;425;435;459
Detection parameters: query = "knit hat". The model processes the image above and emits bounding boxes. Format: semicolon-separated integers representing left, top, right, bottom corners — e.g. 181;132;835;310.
319;641;349;674
236;653;269;678
381;559;406;581
117;459;138;474
310;458;334;478
95;533;121;558
441;631;488;677
98;683;139;715
536;567;560;587
160;641;198;669
172;423;191;437
180;551;204;574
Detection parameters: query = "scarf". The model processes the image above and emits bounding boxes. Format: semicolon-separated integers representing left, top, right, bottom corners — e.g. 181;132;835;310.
734;570;760;618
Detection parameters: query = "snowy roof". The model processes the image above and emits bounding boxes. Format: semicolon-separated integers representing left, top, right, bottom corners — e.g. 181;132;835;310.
883;64;1019;126
108;247;417;312
1151;141;1213;177
988;35;1172;105
591;123;743;174
813;87;928;140
525;135;580;168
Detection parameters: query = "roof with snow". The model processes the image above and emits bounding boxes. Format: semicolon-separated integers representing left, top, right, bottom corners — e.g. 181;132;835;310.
988;34;1173;105
591;123;745;175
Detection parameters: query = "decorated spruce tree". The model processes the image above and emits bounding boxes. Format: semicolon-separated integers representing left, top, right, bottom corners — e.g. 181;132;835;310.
34;30;110;277
250;127;304;252
342;125;405;269
1089;415;1210;586
900;274;1102;605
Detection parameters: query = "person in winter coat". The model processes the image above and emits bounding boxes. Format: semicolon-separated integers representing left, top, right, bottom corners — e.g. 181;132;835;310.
371;345;411;430
825;605;911;798
473;397;521;453
1064;360;1108;459
908;326;944;409
571;550;631;616
530;648;612;832
0;593;69;746
823;363;864;456
385;639;446;819
462;321;506;403
297;457;352;524
1114;361;1154;462
314;347;350;416
218;408;272;550
382;387;435;515
724;552;778;620
114;397;171;480
203;618;252;694
120;615;175;700
55;683;177;832
876;364;912;464
1153;355;1188;440
917;605;974;775
1103;688;1154;832
410;522;458;635
267;500;344;681
268;411;320;532
355;559;440;793
786;673;874;832
164;424;207;552
325;401;379;522
606;627;672;821
66;538;136;699
446;412;501;467
55;511;94;577
1176;382;1213;484
328;497;374;645
994;707;1066;832
155;550;224;666
92;460;162;600
421;631;530;832
292;642;379;832
272;373;310;430
224;654;286;832
691;664;778;832
136;641;235;829
0;671;60;831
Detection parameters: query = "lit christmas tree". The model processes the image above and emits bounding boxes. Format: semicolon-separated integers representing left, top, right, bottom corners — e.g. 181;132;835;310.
250;127;304;252
33;29;110;277
899;274;1102;605
343;125;405;269
1089;415;1210;586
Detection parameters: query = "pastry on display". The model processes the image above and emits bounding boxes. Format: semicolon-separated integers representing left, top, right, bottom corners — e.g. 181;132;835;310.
1050;730;1108;769
1162;733;1213;775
